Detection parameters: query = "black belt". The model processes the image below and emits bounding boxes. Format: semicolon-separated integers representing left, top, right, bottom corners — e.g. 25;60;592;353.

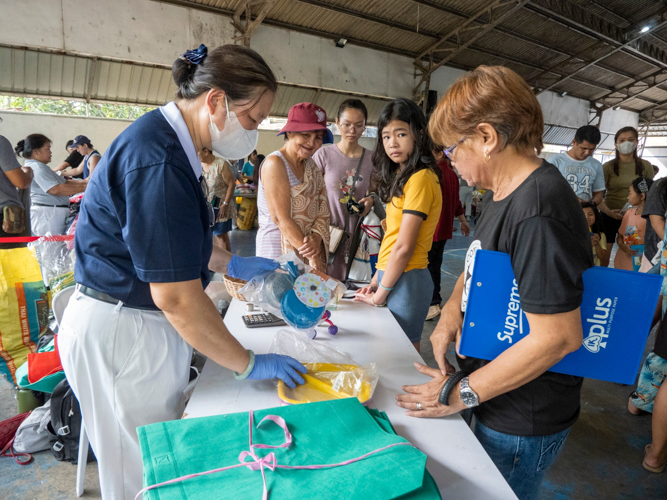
32;203;69;208
76;285;159;311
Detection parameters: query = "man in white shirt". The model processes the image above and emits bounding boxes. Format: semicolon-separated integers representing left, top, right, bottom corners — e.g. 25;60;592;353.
549;125;605;205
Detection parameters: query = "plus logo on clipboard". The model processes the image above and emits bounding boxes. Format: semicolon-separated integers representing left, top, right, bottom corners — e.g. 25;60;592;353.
582;297;617;353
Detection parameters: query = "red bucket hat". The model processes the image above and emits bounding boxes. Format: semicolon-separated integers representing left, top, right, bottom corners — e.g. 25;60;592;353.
277;102;334;144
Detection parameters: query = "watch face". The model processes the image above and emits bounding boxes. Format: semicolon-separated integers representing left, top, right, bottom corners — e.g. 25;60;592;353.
461;389;479;408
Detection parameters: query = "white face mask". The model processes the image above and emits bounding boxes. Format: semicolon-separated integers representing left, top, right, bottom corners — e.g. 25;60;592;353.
208;96;258;160
618;141;637;155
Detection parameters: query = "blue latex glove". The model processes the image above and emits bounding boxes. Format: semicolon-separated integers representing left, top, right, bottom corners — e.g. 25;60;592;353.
249;354;307;389
227;254;279;281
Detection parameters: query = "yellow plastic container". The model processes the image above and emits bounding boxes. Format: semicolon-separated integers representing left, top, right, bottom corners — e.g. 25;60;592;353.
277;363;373;405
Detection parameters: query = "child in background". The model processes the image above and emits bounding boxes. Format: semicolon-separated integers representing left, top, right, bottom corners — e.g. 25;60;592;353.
582;201;606;266
614;177;652;271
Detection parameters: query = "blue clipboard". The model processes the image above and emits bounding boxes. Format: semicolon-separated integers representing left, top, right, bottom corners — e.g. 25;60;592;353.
459;250;662;384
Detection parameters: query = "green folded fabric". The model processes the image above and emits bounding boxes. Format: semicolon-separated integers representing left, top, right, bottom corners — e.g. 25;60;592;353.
366;408;441;500
138;398;429;500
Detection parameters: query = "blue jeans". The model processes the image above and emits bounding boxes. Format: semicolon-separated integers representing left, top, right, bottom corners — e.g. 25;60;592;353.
377;268;433;343
474;421;571;500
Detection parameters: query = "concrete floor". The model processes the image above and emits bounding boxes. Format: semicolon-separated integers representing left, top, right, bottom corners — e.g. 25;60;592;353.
2;223;666;499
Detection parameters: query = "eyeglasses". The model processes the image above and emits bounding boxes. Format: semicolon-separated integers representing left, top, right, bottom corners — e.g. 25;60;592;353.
339;123;365;133
444;137;465;161
200;176;216;228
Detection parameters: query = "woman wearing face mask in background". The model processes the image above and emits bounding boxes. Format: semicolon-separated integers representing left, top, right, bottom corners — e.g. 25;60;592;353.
57;45;306;500
598;127;654;267
256;102;332;271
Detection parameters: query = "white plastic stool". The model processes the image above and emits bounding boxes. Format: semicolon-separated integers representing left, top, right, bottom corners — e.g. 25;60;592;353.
76;422;89;497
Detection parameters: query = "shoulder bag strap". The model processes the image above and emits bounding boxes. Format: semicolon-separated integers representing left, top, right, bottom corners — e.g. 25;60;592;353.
347;148;366;201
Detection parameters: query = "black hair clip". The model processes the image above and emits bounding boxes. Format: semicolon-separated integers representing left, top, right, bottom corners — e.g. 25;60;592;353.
180;44;208;65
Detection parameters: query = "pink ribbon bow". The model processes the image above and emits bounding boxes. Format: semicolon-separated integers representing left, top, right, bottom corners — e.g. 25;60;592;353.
135;410;415;500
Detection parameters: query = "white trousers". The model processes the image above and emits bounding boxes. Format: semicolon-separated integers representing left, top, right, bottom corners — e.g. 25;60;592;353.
30;205;69;236
459;186;474;218
58;291;192;500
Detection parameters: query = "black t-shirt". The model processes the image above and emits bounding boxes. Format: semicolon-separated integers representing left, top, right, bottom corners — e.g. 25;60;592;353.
458;161;593;437
642;178;667;262
64;150;84;179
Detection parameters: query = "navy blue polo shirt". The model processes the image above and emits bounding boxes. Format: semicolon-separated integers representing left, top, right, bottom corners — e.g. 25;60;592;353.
74;109;212;309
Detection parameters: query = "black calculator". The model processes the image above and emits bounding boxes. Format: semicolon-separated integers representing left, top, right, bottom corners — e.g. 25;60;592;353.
242;312;287;328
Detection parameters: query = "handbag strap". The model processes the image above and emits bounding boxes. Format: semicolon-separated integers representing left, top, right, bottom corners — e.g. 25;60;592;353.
0;437;32;465
347;148;366;200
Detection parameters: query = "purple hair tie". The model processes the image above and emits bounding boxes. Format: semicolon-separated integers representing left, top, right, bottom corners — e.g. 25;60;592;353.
180;44;208;65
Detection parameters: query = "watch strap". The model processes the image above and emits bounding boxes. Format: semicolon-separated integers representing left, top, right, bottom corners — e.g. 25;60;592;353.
438;370;469;406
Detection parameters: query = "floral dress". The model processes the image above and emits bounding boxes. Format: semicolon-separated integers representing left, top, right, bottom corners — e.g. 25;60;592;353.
203;158;235;223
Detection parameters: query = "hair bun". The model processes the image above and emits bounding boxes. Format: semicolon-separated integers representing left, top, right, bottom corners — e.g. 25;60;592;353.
14;139;25;157
172;57;198;90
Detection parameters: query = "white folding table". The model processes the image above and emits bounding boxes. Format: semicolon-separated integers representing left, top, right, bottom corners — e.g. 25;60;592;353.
186;299;518;499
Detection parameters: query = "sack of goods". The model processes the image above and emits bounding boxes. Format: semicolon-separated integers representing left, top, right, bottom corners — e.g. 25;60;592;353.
137;398;440;500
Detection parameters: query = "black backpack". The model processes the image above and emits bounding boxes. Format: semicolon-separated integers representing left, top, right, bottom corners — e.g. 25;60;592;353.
48;379;94;464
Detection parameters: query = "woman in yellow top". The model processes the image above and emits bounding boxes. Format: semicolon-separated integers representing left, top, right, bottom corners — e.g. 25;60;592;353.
598;126;654;266
354;98;442;352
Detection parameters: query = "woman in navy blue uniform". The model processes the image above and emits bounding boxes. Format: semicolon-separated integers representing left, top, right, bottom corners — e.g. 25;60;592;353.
58;45;306;500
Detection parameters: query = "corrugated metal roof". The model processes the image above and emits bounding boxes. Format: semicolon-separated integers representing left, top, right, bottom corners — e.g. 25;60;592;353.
165;0;667;119
8;0;667;132
0;45;177;106
543;124;616;149
0;44;392;124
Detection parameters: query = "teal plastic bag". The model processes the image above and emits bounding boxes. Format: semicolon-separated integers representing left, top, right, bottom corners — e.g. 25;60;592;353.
138;398;430;500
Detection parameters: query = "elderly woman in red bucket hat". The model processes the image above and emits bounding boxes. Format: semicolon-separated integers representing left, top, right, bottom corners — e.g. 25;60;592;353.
256;102;333;271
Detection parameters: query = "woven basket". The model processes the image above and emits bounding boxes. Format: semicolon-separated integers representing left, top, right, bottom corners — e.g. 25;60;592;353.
223;275;248;302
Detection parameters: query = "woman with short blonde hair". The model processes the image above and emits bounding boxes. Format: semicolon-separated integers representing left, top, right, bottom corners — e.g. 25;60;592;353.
397;66;593;500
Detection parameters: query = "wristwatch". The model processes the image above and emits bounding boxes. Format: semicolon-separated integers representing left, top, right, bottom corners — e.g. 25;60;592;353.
459;377;480;408
222;201;229;206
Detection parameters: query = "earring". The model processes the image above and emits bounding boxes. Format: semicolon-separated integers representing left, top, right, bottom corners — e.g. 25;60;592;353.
484;151;491;162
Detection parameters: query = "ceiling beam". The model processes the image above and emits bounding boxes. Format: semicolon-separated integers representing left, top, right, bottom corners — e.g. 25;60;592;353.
295;0;440;39
408;0;648;86
533;19;667;95
525;0;667;71
413;0;531;101
152;0;660;108
594;68;667;109
232;0;280;47
412;0;667;73
295;0;625;95
416;0;530;62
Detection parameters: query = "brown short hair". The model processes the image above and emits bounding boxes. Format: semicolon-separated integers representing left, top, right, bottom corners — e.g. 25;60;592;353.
429;65;544;155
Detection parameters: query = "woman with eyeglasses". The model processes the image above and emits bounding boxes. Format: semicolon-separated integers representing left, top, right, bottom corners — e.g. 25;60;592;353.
56;45;306;499
312;99;377;280
353;98;442;353
395;66;593;500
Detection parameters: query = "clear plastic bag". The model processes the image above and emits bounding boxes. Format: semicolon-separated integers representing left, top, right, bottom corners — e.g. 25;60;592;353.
269;329;378;405
239;252;346;323
29;237;76;295
238;252;309;316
